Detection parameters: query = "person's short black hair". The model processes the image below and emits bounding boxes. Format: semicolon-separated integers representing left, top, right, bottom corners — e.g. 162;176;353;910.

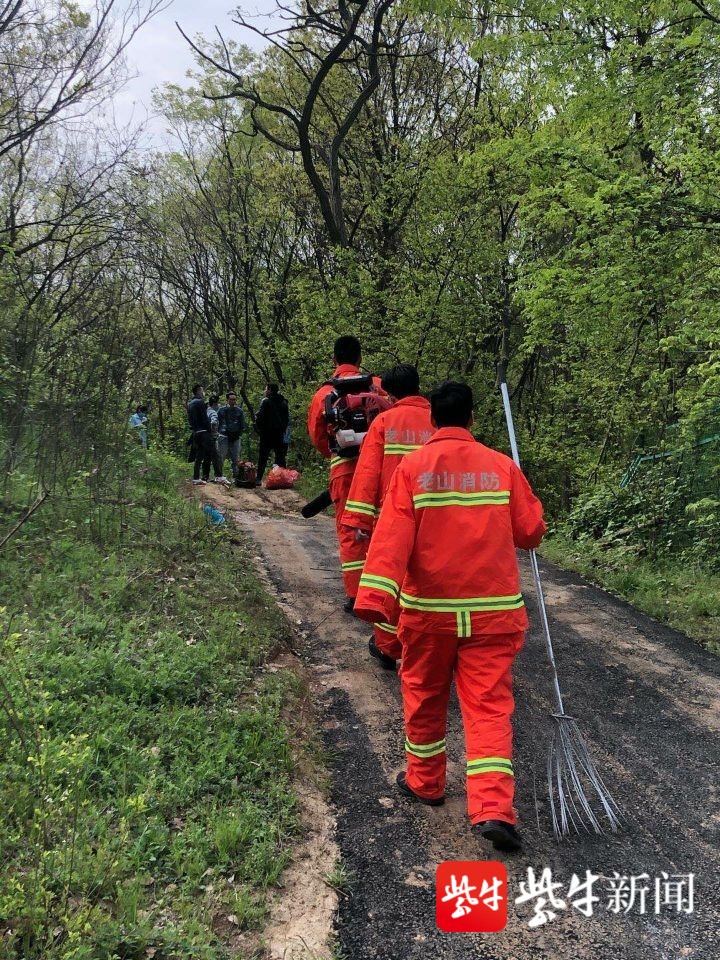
267;383;279;395
430;381;473;427
227;391;236;399
334;335;362;365
208;394;220;405
381;364;420;400
192;384;203;395
138;405;148;413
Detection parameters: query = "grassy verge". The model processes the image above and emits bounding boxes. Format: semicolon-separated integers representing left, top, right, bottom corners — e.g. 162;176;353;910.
294;456;329;506
0;453;300;959
542;534;720;655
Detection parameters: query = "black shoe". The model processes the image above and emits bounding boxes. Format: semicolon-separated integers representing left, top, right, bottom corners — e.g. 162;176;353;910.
474;819;523;853
368;637;397;671
395;771;444;806
343;596;355;615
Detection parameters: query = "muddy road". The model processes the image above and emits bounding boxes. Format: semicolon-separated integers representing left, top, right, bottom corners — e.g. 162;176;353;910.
198;484;718;960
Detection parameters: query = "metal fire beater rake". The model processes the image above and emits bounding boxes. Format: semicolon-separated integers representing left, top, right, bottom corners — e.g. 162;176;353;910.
500;381;623;839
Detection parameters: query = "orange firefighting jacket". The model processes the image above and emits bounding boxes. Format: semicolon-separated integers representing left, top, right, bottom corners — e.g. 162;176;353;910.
306;364;384;481
342;395;435;531
354;427;547;637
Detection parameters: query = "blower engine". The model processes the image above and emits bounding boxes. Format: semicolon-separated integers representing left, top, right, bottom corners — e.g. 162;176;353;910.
323;373;392;459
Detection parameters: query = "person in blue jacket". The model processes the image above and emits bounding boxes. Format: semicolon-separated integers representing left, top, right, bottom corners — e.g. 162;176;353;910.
218;391;246;479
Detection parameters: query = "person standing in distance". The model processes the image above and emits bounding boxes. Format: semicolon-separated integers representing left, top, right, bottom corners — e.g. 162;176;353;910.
218;391;246;479
206;395;229;485
255;383;290;484
187;384;213;485
129;405;148;449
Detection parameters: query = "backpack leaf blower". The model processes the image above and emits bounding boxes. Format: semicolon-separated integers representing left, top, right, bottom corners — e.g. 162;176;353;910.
301;372;391;518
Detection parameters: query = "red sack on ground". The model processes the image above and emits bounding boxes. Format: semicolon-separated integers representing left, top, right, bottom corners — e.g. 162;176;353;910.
265;465;300;490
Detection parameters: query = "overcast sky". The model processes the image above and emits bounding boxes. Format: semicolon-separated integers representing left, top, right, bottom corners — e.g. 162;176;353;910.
112;0;276;145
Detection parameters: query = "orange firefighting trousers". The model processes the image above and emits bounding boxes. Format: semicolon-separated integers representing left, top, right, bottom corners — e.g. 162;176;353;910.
374;621;402;660
330;470;368;598
400;625;524;824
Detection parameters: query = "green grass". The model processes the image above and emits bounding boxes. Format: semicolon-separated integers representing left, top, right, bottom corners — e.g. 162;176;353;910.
322;862;354;898
542;534;720;654
0;455;300;959
294;455;330;506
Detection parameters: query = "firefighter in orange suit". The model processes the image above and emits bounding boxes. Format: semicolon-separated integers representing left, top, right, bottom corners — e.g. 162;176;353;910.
354;381;546;852
342;364;435;668
307;335;384;610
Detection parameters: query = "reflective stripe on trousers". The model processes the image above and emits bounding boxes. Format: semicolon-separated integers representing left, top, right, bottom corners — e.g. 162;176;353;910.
399;625;522;823
374;621;402;660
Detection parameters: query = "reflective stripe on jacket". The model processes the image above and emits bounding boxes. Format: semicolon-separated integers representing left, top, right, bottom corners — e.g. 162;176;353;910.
353;427;547;636
342;395;435;531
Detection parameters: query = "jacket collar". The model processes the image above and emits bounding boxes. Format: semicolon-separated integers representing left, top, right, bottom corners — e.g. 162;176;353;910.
333;364;361;378
427;426;475;443
394;395;431;409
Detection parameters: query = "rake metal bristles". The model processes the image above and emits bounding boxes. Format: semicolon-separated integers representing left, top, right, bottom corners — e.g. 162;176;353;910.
531;544;624;838
548;715;624;839
500;381;624;839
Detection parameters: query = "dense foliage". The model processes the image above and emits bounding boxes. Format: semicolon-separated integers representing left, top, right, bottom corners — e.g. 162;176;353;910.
2;0;718;509
0;453;298;958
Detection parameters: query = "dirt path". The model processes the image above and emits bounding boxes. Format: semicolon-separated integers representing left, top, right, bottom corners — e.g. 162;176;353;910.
198;483;718;960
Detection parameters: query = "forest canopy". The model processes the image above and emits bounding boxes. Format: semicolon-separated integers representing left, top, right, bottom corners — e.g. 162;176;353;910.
2;0;719;559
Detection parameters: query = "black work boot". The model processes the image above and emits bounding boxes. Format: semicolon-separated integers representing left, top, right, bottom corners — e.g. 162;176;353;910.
343;596;355;615
368;637;397;671
395;771;445;806
474;819;523;853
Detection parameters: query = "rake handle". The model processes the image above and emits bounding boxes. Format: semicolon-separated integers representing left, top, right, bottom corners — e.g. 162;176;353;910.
499;380;566;717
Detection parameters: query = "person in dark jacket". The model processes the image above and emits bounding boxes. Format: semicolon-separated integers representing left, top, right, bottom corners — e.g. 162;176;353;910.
187;384;213;484
218;391;246;479
255;383;290;484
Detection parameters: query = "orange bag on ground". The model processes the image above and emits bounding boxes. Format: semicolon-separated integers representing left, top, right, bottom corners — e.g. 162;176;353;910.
265;465;300;489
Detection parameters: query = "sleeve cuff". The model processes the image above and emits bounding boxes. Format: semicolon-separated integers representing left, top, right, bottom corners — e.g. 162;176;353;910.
342;513;373;532
354;585;396;624
353;604;384;624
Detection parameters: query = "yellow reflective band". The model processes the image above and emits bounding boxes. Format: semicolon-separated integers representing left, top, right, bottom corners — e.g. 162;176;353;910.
413;490;510;508
341;560;365;571
330;456;343;470
456;611;472;637
359;573;399;598
400;593;524;613
405;737;446;759
376;621;398;635
384;443;422;455
345;499;378;517
467;765;515;776
467;757;514;777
